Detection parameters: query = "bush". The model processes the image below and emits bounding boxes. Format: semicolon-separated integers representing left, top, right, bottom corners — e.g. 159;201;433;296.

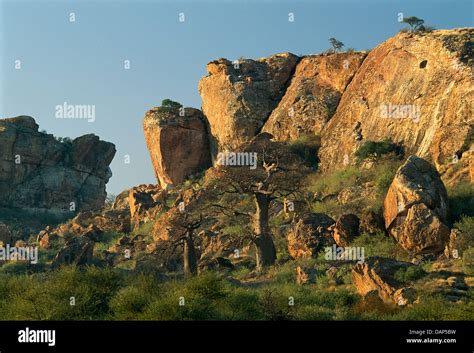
160;99;182;113
354;138;402;164
463;247;474;275
454;216;474;238
448;182;474;224
288;135;320;169
351;233;409;261
394;265;427;283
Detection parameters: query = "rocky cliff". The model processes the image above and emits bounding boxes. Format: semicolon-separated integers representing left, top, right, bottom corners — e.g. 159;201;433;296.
0;116;116;212
197;28;473;182
262;52;366;141
318;28;473;176
198;53;299;150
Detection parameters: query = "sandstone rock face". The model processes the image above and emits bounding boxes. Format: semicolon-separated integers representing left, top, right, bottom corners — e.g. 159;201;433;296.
287;213;335;259
383;156;450;254
143;107;211;188
331;214;360;247
295;266;317;285
262;53;366;141
319;29;474;175
128;184;166;227
0;116;116;212
51;236;95;268
198;53;299;150
352;257;417;306
359;210;386;236
444;228;472;259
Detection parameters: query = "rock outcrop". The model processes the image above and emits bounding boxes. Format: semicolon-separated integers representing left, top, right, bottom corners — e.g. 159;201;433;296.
331;214;360;247
318;29;474;175
198;53;299;150
51;236;95;268
0;116;116;212
352;257;417;306
287;213;335;259
128;184;166;227
383;156;450;254
143;107;211;188
262;53;366;141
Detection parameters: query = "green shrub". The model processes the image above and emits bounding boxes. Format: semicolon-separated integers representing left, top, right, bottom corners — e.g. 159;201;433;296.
394;265;427;283
160;99;182;113
288;135;320;168
354;138;402;164
447;182;474;224
454;216;474;238
351;233;409;261
463;247;474;275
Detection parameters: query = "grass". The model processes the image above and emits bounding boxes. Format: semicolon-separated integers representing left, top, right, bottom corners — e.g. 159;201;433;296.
351;232;410;261
447;182;474;225
0;264;471;320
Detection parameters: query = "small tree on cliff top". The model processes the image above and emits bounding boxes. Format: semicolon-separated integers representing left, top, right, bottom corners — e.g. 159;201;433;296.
328;38;344;52
401;16;433;32
210;135;311;271
160;99;182;113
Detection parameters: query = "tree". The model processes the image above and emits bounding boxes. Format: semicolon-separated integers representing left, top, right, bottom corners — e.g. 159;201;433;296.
160;99;182;113
210;136;311;271
328;38;344;52
170;212;203;276
401;16;425;32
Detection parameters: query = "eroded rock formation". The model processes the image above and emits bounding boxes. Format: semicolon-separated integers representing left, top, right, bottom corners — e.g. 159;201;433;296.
198;53;299;150
318;29;473;175
262;53;366;140
143;107;211;188
0;116;116;212
383;156;450;254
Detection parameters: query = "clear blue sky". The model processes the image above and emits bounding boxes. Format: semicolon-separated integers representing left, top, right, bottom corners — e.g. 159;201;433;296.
1;0;472;195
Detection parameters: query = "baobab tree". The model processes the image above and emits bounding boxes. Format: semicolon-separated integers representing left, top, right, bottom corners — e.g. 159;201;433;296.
170;212;203;276
210;135;311;271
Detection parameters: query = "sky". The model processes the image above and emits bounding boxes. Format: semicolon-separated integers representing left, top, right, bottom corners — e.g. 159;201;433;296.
0;0;472;195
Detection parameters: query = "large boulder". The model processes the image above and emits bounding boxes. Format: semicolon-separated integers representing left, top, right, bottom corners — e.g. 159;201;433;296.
143;107;211;188
318;29;474;177
287;213;335;259
352;257;417;306
198;53;299;150
0;116;116;212
51;236;95;268
331;214;360;247
128;184;166;227
262;53;366;141
383;156;450;254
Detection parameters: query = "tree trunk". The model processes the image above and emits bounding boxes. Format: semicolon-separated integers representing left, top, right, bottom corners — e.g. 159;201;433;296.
253;193;276;271
183;232;198;276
